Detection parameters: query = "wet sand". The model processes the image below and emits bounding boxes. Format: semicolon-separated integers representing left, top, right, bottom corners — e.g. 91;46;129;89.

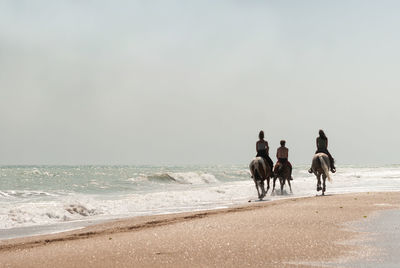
1;192;399;267
335;208;400;267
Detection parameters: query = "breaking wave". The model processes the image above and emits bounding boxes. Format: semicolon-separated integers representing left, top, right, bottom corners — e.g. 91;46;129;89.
0;201;101;229
146;172;218;184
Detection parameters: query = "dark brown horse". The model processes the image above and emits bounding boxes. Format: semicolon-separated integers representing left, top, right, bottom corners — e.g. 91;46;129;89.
310;153;332;195
249;157;272;200
272;163;292;195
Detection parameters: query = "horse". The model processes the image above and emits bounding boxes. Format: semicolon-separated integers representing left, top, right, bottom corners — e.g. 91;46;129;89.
249;157;272;200
310;153;332;196
272;162;292;195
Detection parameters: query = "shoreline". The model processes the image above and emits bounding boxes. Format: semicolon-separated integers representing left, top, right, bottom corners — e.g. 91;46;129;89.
0;193;315;241
0;191;367;242
3;164;400;242
2;189;396;241
1;192;400;267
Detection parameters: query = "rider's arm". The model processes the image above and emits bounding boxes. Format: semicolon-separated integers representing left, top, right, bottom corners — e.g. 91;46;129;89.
256;141;259;153
265;141;269;155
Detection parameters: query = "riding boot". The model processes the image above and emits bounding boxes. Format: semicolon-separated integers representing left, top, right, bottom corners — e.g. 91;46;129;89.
265;157;274;178
330;158;336;173
331;163;336;173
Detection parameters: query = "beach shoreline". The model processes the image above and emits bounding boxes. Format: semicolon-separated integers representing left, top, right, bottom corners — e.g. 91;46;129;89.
1;192;400;267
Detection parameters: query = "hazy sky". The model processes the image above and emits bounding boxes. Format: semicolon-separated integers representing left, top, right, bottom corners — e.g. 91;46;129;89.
0;1;399;165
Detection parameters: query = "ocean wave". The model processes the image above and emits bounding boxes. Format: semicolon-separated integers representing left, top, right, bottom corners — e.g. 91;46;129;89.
147;173;181;183
0;190;57;199
64;204;98;217
0;200;102;229
23;168;57;177
146;172;218;184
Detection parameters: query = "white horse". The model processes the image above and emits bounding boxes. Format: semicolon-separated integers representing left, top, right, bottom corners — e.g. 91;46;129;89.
310;153;332;196
249;157;272;199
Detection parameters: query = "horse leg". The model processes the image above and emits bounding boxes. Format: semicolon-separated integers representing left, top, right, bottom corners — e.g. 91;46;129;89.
322;175;326;196
272;176;277;193
280;177;284;195
254;180;261;199
287;174;293;193
265;177;270;194
260;180;266;199
317;174;322;192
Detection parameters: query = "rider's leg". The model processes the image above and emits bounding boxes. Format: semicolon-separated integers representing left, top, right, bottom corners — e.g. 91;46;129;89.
288;161;293;180
267;156;274;177
287;161;292;169
273;162;279;175
326;151;336;172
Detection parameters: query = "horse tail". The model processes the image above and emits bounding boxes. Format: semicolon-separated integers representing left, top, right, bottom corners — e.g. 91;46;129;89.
319;155;332;182
250;161;260;181
250;158;266;182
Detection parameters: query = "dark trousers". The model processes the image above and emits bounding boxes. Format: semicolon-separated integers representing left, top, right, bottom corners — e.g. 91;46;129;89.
277;158;292;169
256;150;274;170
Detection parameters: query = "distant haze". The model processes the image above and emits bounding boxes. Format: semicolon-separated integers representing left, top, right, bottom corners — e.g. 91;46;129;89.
0;1;399;165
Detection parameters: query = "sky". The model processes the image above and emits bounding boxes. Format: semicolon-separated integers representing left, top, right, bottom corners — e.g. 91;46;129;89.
0;0;399;165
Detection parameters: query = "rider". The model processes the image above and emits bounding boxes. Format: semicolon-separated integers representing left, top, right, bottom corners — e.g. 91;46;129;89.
256;130;273;174
274;140;293;180
309;129;336;173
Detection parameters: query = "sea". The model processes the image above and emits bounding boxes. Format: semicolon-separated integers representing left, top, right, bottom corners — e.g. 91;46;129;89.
1;164;400;240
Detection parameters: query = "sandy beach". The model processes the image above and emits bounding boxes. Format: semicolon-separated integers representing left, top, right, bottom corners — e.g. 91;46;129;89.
1;192;399;267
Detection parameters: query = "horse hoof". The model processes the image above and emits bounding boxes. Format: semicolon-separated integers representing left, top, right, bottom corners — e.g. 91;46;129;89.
317;186;322;191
